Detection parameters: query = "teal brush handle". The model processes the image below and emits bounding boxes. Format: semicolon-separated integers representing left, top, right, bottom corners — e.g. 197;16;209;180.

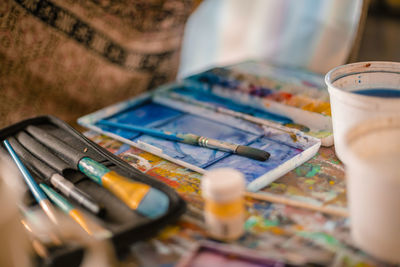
78;157;169;218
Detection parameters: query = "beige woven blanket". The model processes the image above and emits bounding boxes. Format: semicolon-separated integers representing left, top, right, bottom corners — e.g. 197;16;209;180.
0;0;194;128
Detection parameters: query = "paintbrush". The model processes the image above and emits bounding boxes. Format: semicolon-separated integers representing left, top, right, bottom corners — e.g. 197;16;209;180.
245;191;348;217
25;125;169;219
97;120;270;161
39;183;112;238
10;135;103;215
3;140;58;224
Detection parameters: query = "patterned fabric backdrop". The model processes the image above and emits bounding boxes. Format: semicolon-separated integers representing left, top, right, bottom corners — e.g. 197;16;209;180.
0;0;195;128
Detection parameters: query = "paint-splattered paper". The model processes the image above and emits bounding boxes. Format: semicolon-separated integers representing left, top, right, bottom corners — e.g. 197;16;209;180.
260;147;346;209
86;132;387;267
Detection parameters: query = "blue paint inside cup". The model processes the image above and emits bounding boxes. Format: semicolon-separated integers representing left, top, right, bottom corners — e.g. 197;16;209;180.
353;88;400;98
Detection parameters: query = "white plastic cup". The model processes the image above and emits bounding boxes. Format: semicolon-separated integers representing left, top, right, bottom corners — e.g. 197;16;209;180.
325;61;400;161
345;117;400;263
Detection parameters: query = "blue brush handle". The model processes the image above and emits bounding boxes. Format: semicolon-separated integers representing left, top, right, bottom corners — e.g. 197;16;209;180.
98;120;184;142
3;140;47;202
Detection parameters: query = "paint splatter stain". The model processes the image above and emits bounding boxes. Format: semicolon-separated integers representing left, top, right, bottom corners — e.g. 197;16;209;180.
330;159;340;165
306;165;321;177
264;219;279;227
297;232;342;248
305;179;316;185
286;123;310;132
289;133;298;142
270;226;285;235
295;163;321;177
268;183;287;194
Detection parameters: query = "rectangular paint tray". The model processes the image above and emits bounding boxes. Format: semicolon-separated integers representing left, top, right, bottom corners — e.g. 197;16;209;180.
78;80;321;192
186;60;333;146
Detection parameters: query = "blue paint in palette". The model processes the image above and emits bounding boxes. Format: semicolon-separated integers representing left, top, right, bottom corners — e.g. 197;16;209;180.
206;136;302;184
353;88;400;98
133;114;260;168
107;102;183;126
96;102;183;139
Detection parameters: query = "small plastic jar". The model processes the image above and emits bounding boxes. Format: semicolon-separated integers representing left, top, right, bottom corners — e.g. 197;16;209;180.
201;168;245;241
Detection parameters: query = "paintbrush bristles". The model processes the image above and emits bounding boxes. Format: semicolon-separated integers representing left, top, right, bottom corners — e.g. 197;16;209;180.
176;133;199;145
236;145;270;161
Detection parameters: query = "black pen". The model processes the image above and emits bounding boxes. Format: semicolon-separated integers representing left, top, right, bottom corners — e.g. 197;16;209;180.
10;135;103;215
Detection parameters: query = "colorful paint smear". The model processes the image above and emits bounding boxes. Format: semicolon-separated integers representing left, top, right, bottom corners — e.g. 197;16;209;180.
260;147;346;209
87;133;203;199
187;61;331;116
87;132;386;267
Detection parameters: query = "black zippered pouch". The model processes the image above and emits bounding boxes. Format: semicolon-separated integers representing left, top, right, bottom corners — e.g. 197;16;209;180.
0;115;186;266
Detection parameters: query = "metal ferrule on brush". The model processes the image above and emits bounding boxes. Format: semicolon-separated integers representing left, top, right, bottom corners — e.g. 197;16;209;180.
197;136;239;153
51;173;101;214
51;174;75;196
